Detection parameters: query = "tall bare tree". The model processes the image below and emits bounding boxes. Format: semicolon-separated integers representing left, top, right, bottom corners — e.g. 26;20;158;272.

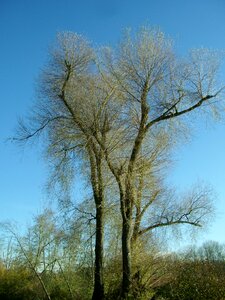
93;27;224;298
15;32;111;300
14;27;224;299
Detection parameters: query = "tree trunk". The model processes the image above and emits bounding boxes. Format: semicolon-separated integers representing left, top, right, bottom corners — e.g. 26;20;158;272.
121;216;132;299
92;201;105;300
88;145;105;300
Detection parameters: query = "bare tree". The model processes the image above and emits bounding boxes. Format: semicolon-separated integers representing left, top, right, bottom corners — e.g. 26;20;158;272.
93;27;224;298
15;32;111;300
14;27;224;299
1;222;52;300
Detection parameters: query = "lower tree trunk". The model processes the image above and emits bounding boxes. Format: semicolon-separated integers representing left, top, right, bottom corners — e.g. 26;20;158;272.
92;203;104;300
121;217;132;299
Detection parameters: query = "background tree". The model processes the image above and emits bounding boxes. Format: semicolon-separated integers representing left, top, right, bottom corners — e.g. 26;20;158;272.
0;207;101;300
157;241;225;300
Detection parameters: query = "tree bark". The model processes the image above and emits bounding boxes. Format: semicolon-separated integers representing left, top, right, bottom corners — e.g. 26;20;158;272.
92;201;105;300
121;215;132;299
89;145;105;300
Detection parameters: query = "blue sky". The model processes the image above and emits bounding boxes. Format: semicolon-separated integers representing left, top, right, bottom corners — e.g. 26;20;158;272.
1;0;225;246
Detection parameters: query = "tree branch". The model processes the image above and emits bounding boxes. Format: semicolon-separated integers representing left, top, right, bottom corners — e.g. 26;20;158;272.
147;90;223;129
138;218;201;236
12;116;69;142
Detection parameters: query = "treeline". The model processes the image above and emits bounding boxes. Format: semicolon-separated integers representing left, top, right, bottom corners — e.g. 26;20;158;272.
0;211;225;299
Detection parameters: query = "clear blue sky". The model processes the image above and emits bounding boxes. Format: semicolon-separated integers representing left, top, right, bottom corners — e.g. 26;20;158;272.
1;0;225;246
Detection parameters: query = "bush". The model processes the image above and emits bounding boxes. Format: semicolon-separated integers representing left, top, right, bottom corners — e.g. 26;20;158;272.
0;265;38;300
